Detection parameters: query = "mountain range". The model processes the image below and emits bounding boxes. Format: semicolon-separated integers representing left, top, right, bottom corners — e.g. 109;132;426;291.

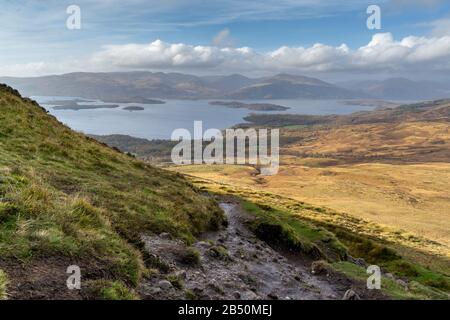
1;72;450;101
337;78;450;101
0;72;361;100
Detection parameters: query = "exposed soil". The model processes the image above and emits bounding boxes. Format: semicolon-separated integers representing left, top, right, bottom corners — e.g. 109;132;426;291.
138;201;387;300
0;256;115;300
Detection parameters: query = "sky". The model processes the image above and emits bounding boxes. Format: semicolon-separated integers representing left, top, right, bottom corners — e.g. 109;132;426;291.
1;0;450;81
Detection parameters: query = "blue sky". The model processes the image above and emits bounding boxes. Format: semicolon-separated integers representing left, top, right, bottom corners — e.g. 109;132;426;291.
1;0;450;79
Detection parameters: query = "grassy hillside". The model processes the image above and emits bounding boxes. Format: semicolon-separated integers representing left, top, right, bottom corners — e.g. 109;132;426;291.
0;84;223;299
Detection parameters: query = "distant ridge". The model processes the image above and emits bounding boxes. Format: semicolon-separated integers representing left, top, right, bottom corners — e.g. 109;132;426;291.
337;77;450;100
0;71;363;100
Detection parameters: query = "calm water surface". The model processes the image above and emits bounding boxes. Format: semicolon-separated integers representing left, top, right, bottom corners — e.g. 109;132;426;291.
33;97;377;140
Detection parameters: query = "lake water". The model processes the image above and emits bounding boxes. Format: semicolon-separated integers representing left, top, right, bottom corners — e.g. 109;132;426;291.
33;96;377;140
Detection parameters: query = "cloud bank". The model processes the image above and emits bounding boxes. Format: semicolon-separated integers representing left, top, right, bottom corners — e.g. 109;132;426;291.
2;32;450;77
90;33;450;74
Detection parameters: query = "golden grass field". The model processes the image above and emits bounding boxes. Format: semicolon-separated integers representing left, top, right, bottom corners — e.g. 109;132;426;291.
169;118;450;266
171;162;450;252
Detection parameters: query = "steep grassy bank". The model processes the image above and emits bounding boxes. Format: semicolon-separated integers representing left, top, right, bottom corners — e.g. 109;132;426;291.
0;84;223;299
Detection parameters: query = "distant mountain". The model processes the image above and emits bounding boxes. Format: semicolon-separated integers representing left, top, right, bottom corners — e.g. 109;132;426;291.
0;72;217;100
227;73;360;99
337;78;450;100
0;72;363;100
201;74;256;92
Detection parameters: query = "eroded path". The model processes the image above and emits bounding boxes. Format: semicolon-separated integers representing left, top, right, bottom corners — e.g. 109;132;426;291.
138;201;355;300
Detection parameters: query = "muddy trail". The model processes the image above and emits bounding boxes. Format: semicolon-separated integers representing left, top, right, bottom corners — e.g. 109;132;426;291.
139;200;382;300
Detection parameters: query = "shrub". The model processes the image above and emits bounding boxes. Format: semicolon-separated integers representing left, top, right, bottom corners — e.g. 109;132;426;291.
180;247;201;265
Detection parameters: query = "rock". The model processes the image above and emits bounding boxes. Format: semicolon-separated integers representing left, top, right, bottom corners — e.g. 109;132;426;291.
159;232;171;240
158;280;173;290
384;273;395;280
396;279;409;291
196;241;211;248
342;289;361;300
175;270;187;280
233;291;241;299
192;287;204;294
241;291;260;300
208;279;224;294
150;287;162;295
267;293;278;300
347;255;367;268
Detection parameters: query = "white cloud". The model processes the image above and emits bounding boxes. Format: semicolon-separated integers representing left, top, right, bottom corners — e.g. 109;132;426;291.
90;39;258;70
89;33;450;74
427;18;450;37
0;62;56;77
3;32;450;77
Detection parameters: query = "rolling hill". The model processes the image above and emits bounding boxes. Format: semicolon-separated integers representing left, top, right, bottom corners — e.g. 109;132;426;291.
0;72;362;100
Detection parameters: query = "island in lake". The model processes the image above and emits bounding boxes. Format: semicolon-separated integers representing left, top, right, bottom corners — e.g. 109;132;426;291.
53;103;120;110
342;99;400;109
209;101;290;111
123;106;145;111
103;97;166;104
44;98;95;105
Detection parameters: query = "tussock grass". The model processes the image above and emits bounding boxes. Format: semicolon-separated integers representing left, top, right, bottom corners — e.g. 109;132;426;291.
242;201;347;261
85;280;139;300
179;247;201;265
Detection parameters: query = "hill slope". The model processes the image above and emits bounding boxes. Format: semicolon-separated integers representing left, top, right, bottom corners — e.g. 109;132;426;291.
0;84;223;299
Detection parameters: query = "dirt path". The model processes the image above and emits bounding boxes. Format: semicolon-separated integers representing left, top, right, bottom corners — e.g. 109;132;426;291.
139;200;363;300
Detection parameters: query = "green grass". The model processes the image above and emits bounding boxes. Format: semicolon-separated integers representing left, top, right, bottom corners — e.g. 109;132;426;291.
85;280;139;300
0;84;224;297
208;245;231;260
167;274;184;289
179;247;201;265
332;261;449;300
242;201;347;261
329;227;450;295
